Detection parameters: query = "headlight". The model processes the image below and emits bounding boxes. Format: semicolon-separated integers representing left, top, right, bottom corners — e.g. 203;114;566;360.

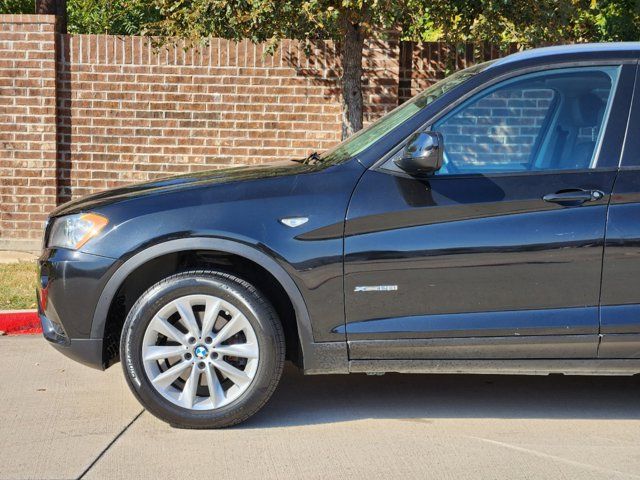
48;213;109;250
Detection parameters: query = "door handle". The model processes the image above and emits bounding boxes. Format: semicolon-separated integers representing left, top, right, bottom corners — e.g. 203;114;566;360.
542;189;604;205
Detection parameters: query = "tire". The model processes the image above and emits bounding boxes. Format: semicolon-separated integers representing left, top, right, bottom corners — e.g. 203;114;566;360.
120;270;285;428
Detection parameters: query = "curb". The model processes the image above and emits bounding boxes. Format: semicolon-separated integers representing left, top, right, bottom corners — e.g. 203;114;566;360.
0;310;41;335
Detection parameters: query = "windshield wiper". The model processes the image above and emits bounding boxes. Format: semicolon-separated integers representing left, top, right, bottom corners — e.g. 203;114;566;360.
292;151;323;165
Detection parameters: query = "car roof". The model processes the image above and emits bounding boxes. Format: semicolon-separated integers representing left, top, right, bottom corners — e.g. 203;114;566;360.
489;42;640;69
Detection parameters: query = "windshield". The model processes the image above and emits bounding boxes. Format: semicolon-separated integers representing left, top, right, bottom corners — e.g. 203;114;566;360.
320;60;494;164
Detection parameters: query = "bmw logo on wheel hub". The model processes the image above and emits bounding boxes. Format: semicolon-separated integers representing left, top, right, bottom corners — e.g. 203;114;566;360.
194;345;209;360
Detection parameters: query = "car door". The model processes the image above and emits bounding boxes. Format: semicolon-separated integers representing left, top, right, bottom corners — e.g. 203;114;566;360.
343;63;635;360
599;63;640;358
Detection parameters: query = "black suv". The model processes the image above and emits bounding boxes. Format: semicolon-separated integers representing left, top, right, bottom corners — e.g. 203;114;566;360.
38;43;640;428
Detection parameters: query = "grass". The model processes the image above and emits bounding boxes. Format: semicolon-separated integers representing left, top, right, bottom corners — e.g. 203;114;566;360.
0;262;38;310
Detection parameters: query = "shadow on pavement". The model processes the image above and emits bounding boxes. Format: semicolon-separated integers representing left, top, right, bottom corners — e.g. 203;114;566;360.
243;363;640;428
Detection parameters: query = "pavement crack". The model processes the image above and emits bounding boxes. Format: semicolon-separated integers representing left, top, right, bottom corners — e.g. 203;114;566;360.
465;435;640;479
76;409;145;480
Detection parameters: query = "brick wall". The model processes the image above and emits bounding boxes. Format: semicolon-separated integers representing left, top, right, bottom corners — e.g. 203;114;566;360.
400;42;518;102
0;15;58;249
56;36;404;201
0;14;512;249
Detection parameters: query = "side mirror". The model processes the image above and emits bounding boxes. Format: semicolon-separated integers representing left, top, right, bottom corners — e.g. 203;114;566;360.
394;131;444;176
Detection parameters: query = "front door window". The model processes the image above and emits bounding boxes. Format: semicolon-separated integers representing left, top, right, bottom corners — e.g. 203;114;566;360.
432;67;619;175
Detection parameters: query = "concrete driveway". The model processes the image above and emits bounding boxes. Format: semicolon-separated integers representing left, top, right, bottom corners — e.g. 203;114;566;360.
1;335;640;480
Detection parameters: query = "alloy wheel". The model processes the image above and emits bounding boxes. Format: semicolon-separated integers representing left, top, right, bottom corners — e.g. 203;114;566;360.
141;294;259;410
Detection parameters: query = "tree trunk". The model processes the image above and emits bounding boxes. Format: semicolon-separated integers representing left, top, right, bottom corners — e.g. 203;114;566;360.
340;19;365;139
35;0;67;33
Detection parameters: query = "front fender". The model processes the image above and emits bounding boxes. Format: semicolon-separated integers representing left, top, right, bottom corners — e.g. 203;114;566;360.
91;237;348;374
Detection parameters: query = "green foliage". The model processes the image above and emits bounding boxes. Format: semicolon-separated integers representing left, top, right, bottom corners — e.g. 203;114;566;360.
143;1;414;47
3;0;637;44
67;0;162;35
0;0;161;35
409;0;640;47
0;0;34;14
580;0;640;41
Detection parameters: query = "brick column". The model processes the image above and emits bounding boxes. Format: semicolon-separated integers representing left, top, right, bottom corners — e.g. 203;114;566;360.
0;14;58;251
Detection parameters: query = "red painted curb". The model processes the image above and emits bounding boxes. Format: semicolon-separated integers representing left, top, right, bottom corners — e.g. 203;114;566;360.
0;310;41;335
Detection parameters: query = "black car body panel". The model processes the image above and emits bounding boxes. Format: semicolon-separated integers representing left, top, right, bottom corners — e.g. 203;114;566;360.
81;159;365;343
38;248;120;338
599;79;640;357
38;43;640;374
39;159;365;370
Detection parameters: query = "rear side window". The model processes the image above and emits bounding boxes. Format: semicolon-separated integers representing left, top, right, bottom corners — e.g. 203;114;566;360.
432;66;620;175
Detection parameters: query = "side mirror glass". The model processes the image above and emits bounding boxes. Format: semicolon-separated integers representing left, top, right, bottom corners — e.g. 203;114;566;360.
394;131;444;176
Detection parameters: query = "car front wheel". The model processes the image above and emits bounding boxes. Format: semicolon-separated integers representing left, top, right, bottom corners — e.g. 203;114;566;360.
120;270;285;428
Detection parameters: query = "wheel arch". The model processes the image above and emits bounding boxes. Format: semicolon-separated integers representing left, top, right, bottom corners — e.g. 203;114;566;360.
92;238;321;370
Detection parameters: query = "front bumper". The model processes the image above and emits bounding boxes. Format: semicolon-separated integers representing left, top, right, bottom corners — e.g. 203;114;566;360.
40;312;104;369
38;248;119;370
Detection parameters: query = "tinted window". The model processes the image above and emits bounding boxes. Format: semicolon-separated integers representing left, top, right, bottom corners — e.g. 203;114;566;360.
433;67;619;175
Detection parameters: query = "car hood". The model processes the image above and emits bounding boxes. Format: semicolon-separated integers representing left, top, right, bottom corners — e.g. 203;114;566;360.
51;160;317;217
